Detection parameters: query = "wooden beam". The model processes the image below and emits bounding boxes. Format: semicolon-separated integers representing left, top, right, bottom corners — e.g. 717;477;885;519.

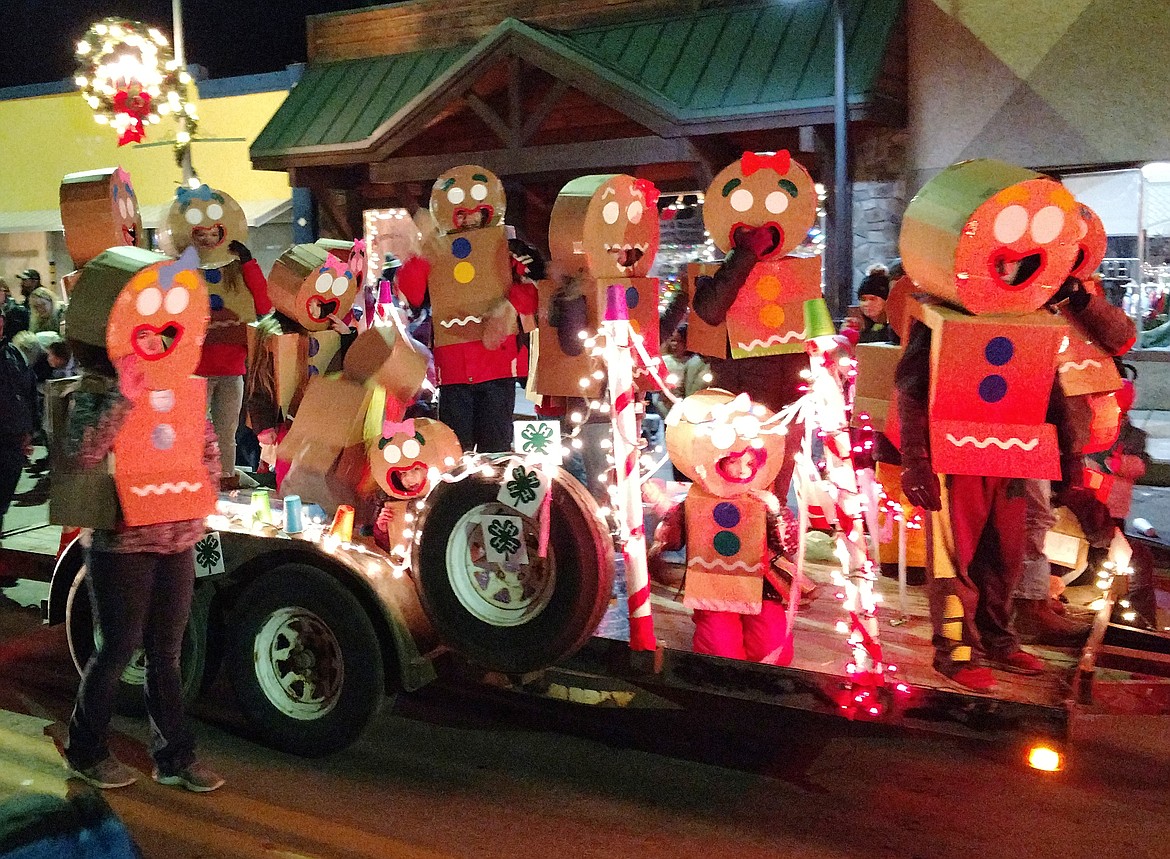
369;135;700;184
517;79;568;146
508;55;523;146
464;92;513;147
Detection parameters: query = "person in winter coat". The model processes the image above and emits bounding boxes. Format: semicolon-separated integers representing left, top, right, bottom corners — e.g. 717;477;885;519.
0;312;37;533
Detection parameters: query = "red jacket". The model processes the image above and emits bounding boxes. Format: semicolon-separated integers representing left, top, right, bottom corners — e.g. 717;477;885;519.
397;255;537;386
197;259;273;377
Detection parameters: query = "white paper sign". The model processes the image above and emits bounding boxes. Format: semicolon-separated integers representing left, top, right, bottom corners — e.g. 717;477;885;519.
496;462;550;517
513;419;562;463
481;514;529;564
193;532;225;577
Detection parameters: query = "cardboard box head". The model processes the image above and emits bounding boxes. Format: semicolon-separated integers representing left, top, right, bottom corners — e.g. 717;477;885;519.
65;246;169;348
665;389;786;497
60;167;144;268
163;184;249;268
548;175;660;278
429;165;506;233
369;416;461;500
1071;202;1108;280
900;160;1081;316
268;244;356;332
342;317;429;401
106;246;209;388
703;152;818;259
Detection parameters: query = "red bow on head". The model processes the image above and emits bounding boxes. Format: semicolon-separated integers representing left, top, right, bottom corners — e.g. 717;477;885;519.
633;178;660;207
382;418;416;438
741;150;792;177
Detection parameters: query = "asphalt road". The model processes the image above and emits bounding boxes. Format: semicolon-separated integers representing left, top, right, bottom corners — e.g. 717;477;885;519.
0;583;1167;859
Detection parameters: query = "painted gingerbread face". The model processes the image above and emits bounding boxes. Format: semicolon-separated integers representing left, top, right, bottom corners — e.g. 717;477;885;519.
110;168;142;248
1070;203;1107;281
665;389;785;497
704;152;818;258
106;246;208;387
429;166;506;233
296;255;356;330
166;184;248;268
549;174;660;278
370;417;462;500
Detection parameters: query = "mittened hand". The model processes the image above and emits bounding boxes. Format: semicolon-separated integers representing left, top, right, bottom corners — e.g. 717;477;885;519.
901;460;941;512
117;354;147;401
228;240;253;264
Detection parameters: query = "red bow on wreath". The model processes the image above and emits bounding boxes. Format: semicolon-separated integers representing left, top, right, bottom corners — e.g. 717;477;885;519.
741;150;792;177
113;88;153;146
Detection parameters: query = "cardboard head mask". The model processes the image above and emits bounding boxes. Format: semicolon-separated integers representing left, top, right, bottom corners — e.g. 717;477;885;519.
268;244;357;332
60;167;144;267
165;184;248;268
105;246;208;387
370;417;461;500
429;165;506;233
703;152;818;258
547;174;660;277
665;389;785;497
900;160;1081;316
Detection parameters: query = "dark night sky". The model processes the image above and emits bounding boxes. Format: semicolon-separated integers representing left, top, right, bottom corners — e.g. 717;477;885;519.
0;1;392;88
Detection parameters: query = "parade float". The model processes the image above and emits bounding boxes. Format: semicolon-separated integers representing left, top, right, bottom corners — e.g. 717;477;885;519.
42;158;1170;766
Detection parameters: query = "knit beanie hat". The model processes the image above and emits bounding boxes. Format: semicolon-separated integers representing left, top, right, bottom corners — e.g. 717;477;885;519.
857;264;890;301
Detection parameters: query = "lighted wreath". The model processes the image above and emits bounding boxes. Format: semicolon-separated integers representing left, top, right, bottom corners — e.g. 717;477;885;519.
74;17;196;148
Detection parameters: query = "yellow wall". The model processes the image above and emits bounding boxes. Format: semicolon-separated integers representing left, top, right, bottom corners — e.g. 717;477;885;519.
0;86;290;214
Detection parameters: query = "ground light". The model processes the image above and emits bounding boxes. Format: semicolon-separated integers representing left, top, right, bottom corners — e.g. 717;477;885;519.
1027;743;1064;773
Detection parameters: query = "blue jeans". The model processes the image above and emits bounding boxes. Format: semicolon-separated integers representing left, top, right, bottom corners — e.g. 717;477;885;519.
66;547;196;773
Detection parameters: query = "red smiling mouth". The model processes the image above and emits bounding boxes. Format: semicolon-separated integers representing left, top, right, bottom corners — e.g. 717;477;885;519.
132;323;182;360
388;463;428;497
715;447;764;484
122;224;137;246
306;295;340;321
731;222;783;257
192;224;226;249
989;247;1046;291
452;206;493;230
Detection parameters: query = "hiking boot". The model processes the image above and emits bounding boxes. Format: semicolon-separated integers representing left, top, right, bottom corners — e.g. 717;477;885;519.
987;649;1045;675
1013;598;1091;647
938;664;997;693
66;756;138;789
153;761;225;793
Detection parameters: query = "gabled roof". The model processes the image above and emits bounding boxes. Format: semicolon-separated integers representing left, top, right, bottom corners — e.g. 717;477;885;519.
252;0;903;168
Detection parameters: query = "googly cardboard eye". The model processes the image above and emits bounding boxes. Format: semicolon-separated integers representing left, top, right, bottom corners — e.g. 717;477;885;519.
330;275;349;297
163;286;189;314
402;438;421;458
314;272;334;293
206;203;224;220
627;200;643;224
730;189;754;212
447;186;465;205
185;208;204;225
470;183;488;201
765;191;789;215
602;201;620;225
136;286;162;316
710;424;737;450
382;444;402;465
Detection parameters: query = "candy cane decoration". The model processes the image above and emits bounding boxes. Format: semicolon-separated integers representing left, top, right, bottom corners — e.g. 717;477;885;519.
603;285;657;652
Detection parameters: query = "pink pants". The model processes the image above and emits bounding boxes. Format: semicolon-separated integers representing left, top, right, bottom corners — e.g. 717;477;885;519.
692;600;792;664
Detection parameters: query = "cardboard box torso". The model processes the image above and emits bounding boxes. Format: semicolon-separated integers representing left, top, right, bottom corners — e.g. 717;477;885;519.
1056;310;1123;397
683;486;767;614
429;225;513;348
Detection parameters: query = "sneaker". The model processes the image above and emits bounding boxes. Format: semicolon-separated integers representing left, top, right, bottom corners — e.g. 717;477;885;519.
939;664;997;693
988;649;1045;675
153;761;225;793
66;756;138;789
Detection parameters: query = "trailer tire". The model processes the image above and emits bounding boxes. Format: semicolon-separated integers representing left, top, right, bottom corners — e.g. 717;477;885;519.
65;567;209;717
414;466;614;675
225;564;384;756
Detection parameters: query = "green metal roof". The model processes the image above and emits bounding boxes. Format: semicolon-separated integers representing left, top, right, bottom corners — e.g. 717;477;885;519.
252;0;902;162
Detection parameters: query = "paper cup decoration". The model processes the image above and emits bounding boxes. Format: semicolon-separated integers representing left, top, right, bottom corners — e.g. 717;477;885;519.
105;246;209;390
60;167;145;268
370;417;462;500
429;165;506;233
1070;203;1108;281
665;389;786;497
268;243;356;332
164;184;248;268
703;151;818;258
900;159;1081;316
548;174;661;278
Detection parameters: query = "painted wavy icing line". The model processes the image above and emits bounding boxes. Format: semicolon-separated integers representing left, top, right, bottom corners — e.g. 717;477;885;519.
1058;358;1102;373
735;329;805;351
439;315;483;328
944;433;1039;451
688;557;763;573
130;481;205;497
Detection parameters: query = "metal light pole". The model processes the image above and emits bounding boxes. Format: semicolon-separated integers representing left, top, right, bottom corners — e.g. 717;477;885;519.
173;0;195;183
830;0;853;318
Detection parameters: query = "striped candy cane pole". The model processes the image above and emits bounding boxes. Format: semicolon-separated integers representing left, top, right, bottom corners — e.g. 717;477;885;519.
603;284;656;652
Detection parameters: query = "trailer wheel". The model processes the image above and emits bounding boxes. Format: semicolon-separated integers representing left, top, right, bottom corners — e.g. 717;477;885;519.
414;465;614;674
65;567;209;717
225;564;384;756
